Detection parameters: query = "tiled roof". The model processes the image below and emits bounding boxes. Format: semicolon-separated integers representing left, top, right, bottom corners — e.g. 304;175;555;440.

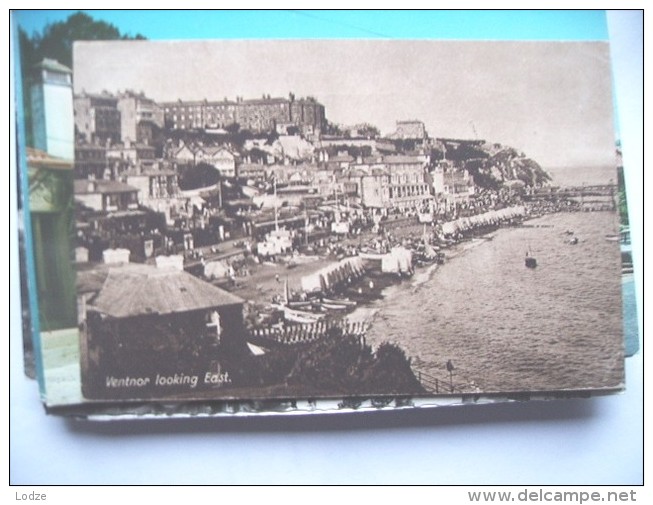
202;146;235;156
90;263;244;318
76;264;110;294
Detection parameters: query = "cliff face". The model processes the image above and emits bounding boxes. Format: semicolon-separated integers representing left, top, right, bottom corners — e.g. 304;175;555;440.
436;141;551;189
481;145;551;187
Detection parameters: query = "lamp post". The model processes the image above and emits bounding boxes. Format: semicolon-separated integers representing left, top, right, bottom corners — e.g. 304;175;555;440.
446;359;455;392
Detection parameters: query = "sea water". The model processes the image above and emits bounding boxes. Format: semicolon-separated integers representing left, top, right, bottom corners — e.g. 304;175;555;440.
364;211;625;393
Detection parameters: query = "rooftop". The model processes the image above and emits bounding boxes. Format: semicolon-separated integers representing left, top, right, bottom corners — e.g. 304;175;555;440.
383;155;426;164
76;263;110;294
202;146;235;156
328;154;355;163
107;143;155;151
26;147;73;170
90;263;244;318
123;168;177;177
33;58;72;74
242;97;288;105
74;91;118;102
74;179;140;195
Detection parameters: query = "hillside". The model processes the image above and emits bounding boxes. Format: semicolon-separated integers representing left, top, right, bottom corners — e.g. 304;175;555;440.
481;145;552;187
435;140;551;189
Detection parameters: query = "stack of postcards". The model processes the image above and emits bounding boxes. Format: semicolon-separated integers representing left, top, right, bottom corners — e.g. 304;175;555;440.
15;38;636;420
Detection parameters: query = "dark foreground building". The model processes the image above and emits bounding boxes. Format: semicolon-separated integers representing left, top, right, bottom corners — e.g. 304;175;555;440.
80;263;246;399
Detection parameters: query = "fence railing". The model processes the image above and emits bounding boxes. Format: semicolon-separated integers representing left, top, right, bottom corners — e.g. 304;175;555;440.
414;367;474;395
250;320;369;346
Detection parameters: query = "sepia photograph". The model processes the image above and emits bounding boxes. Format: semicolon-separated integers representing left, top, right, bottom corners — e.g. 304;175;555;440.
29;38;625;403
11;9;643;489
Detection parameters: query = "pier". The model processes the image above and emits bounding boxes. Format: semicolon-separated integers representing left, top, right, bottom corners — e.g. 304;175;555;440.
523;184;617;212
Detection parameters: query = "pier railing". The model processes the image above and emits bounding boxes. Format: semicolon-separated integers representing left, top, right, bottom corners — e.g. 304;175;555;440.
414;367;474;395
523;185;617;211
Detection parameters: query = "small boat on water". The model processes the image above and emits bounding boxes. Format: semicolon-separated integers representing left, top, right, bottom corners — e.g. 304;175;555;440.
525;253;537;269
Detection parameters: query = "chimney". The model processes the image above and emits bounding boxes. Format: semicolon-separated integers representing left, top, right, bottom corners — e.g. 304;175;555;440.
155;255;184;271
103;248;131;265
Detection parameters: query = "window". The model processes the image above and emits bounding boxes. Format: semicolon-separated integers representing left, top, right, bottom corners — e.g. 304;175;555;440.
44;70;70;85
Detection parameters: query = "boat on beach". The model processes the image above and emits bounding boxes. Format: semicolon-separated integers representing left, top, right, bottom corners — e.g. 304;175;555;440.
322;297;357;307
320;301;351;311
283;312;320;324
272;304;325;323
285;300;315;309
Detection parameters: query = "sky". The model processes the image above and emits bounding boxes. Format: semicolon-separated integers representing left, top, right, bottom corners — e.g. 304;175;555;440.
13;10;617;169
73;38;617;170
14;10;610;42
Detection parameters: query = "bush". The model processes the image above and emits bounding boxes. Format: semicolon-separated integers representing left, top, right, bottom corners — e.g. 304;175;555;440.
286;327;425;395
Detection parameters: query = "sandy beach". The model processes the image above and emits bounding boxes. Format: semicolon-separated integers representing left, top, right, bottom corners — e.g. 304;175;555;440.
221;217;437;305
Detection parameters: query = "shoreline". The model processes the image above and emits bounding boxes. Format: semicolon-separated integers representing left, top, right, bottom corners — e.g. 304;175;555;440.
341;209;583;334
230;208;549;337
216;204;618;343
345;233;501;330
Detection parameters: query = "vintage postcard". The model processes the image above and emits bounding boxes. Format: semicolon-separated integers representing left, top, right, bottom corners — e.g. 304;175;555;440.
25;39;625;410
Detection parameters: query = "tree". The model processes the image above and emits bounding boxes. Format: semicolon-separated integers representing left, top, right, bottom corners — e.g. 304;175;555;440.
266;129;280;145
286;327;425;395
178;162;222;191
17;12;146;146
356;123;380;139
26;12;145;68
232;128;254;148
323;120;343;136
224;122;241;134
